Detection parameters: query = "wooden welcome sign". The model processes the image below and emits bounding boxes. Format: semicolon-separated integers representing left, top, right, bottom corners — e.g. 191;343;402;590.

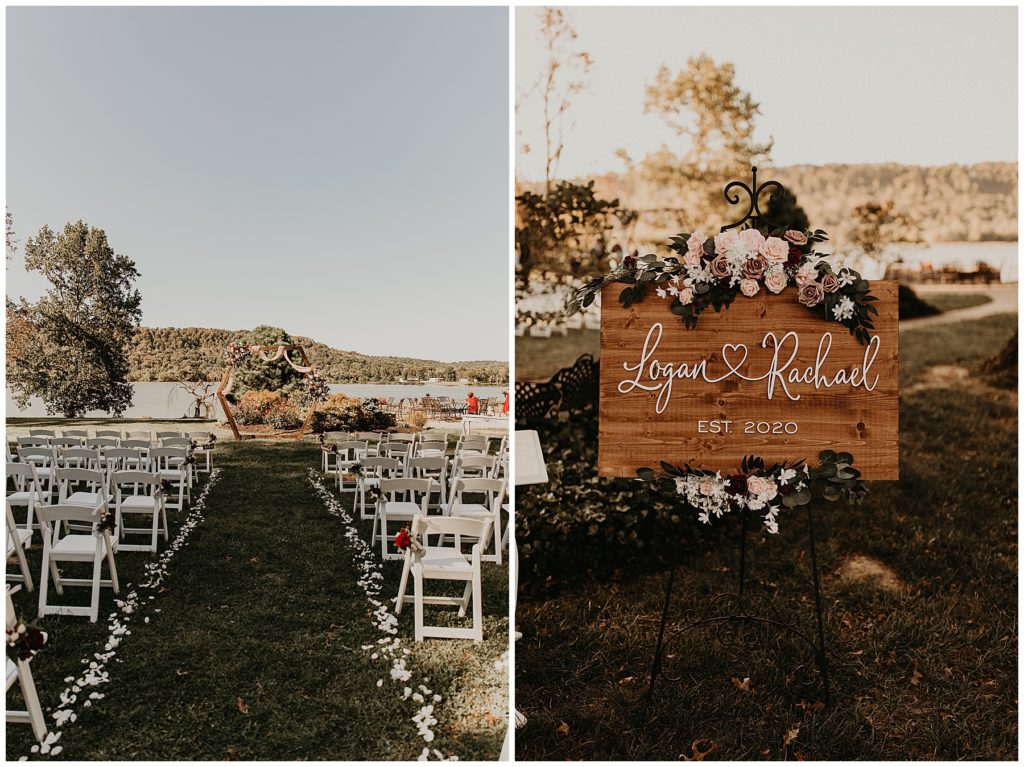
599;281;899;480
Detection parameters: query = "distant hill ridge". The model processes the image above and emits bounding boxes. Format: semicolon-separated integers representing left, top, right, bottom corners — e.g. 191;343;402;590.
128;327;508;384
577;161;1018;246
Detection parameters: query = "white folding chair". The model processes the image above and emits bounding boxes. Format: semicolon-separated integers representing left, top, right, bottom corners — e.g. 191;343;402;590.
452;454;497;485
186;432;216;474
16;447;57;504
447;477;506;564
358;458;403;520
6;588;48;742
16;436;50;449
62;428;89;440
150;447;190;511
356;432;383;456
155;431;182;442
372;478;432;561
36;503;120;623
408;456;450;512
7;503;34;591
123;431;152;444
112;471;167;554
333;441;369;495
28;429;56;439
59;447;102;471
394;514;491;641
52;436;83;451
414;439;448;459
6;462;44;541
56;467;110;535
93;430;121;442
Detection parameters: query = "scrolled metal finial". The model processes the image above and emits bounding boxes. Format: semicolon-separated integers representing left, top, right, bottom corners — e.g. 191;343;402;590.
720;165;788;233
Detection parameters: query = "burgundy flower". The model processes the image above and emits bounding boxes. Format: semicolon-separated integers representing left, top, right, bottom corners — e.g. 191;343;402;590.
779;483;794;497
786;246;803;269
726;475;747;495
624;255;637;269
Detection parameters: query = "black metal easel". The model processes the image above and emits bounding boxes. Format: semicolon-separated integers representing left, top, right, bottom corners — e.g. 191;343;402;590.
643;167;833;711
644;504;832;709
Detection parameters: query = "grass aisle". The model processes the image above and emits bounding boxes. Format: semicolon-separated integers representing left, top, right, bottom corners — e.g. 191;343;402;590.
8;441;507;760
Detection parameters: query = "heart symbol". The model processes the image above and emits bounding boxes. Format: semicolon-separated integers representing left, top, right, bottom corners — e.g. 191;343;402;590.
720;343;749;375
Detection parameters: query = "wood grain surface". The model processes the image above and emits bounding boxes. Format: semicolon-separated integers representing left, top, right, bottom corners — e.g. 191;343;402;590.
599;281;899;479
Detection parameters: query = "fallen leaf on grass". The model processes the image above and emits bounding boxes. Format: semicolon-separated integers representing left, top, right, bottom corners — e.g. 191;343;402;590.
618;676;635;685
910;669;923;686
731;677;751;692
783;724;800;748
176;669;191;676
555;721;570;736
224;747;238;761
482;712;502;725
680;739;716;760
236;697;250;715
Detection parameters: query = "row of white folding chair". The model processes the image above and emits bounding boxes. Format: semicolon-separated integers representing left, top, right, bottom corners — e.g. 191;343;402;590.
8;449;189;520
372;476;508;563
343;453;501;519
8;462;172;552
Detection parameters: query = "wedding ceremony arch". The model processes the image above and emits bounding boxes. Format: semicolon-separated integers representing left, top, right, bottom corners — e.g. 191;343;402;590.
216;343;324;441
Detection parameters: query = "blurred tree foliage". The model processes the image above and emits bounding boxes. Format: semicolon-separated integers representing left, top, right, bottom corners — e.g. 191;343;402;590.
638;54;772;232
7;221;141;417
229;325;305;398
516;180;636;287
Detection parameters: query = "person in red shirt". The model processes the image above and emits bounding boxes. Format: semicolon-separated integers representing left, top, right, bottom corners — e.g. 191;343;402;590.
502;391;509;415
466;392;480;415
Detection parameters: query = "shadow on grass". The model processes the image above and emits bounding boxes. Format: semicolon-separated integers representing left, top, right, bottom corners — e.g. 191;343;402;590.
516;314;1018;760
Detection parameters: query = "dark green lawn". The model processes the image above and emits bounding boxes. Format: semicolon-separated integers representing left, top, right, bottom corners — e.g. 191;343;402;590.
7;440;508;760
516;312;1018;761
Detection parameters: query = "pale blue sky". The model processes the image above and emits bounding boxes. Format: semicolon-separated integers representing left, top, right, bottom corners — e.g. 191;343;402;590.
516;6;1018;180
7;6;508;362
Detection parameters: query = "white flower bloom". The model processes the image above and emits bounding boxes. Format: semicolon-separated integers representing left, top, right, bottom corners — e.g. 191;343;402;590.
832;296;856;321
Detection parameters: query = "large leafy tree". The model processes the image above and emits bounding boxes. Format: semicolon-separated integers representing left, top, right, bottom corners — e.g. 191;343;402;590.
229;325;307;397
8;221;141;417
640;54;773;232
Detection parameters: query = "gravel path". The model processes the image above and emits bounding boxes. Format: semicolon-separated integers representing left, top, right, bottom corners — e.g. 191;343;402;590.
901;283;1018;328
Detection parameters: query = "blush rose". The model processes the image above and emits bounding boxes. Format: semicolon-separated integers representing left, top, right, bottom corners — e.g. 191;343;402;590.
798;281;825;307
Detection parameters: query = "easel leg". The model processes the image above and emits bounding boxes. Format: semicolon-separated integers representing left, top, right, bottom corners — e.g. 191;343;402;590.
806;504;831;706
644;565;677;708
738;506;749;596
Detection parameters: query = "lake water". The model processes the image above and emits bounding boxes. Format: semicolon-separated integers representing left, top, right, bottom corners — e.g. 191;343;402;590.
861;241;1018;282
6;382;507;420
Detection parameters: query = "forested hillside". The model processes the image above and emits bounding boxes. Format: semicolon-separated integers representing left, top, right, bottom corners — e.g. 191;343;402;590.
127;327;508;383
588;161;1017;248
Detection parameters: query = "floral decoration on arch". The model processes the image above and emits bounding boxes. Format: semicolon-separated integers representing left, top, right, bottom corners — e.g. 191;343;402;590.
566;225;880;345
637;451;866;534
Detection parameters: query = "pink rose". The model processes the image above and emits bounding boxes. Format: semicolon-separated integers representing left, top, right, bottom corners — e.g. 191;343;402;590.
785;230;808;246
741;254;767;280
739;278;760;298
821;273;841;293
709;254;732;279
761;236;790;264
760;479;779;501
794;262;818;286
699;478;715;496
798;281;825;307
764;268;788;294
686;231;707;265
738;228;765;256
714;231;740;256
746;475;771;496
679;287;694;305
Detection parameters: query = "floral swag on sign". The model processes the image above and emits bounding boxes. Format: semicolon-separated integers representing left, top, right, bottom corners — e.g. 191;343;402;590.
572;172;874;533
